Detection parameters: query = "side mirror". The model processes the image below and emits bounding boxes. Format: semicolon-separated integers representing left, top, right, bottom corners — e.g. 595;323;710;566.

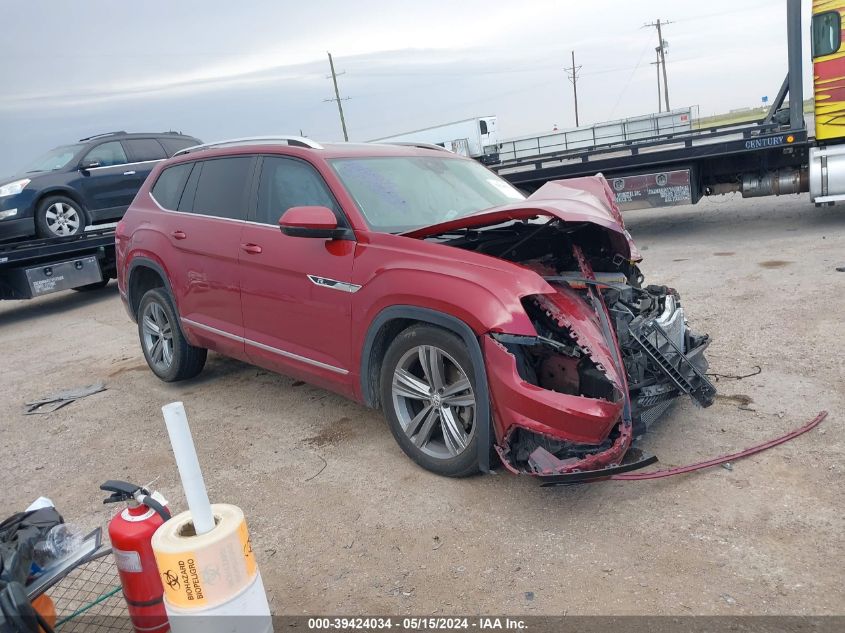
80;160;101;172
279;206;345;239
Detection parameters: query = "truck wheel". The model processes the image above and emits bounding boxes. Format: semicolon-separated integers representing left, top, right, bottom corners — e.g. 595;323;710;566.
35;196;88;238
138;288;206;382
380;325;480;477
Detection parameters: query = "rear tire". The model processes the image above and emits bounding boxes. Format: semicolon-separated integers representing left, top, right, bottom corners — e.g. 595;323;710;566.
35;195;87;238
380;325;480;477
138;288;206;382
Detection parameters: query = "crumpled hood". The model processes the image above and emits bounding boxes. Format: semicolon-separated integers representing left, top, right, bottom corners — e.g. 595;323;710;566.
403;175;641;262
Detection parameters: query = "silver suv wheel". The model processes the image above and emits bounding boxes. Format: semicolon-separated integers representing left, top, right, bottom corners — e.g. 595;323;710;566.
391;344;476;459
44;201;82;236
141;301;174;372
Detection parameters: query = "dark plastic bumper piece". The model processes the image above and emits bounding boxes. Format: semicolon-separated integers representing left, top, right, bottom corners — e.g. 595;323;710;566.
537;448;658;486
629;320;717;407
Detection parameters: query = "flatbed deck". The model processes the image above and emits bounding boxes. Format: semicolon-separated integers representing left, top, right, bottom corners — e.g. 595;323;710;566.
0;226;116;267
0;226;117;299
493;119;810;195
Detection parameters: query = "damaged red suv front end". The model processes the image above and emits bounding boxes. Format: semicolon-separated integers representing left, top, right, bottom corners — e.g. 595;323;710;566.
406;176;716;482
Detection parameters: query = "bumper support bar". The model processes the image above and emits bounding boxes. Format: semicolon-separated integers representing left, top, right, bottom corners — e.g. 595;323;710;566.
609;411;828;481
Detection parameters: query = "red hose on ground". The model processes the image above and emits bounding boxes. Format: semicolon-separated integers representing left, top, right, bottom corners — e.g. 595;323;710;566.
609;411;828;480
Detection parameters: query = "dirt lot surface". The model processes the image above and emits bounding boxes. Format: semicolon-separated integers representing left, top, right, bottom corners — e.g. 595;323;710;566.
1;194;843;616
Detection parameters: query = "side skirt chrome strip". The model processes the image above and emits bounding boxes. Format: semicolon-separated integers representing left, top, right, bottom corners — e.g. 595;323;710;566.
181;317;348;375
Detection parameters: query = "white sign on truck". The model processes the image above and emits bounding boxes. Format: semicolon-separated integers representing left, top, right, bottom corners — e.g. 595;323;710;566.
372;116;499;164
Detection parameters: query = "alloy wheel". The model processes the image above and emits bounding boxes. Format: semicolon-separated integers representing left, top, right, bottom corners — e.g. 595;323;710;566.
44;202;81;236
391;345;476;459
141;301;174;372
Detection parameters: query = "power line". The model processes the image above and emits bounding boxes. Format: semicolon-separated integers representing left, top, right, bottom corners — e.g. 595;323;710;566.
324;51;349;141
564;50;582;127
608;31;653;119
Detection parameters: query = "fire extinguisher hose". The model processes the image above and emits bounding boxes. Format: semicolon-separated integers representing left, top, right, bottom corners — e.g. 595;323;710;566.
138;495;171;522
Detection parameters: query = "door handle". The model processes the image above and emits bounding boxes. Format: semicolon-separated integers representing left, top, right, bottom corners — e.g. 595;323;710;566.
240;243;263;254
123;171;136;175
171;230;187;240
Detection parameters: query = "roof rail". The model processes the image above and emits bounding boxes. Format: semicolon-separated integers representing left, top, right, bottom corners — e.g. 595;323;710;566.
78;131;127;142
383;142;451;153
173;135;324;157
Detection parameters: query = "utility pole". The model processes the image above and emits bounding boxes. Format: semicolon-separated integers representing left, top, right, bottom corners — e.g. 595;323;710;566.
564;50;582;127
324;52;349;141
644;19;673;111
652;48;662;112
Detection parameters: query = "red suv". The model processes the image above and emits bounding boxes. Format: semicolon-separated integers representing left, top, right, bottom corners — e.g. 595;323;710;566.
116;137;715;482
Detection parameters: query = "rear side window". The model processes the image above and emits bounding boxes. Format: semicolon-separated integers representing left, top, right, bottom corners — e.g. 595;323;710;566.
191;157;254;220
813;11;841;57
151;163;193;210
256;156;339;225
125;138;167;162
159;137;199;156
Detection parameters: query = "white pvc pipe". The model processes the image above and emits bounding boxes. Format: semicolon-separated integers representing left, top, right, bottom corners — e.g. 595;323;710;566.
162;401;215;535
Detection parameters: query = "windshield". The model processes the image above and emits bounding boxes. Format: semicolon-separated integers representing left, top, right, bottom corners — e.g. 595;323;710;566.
329;156;525;232
25;144;84;173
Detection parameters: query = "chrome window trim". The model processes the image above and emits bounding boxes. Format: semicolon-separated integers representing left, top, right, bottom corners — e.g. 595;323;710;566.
86;159;164;172
148;192;269;226
181;317;348;375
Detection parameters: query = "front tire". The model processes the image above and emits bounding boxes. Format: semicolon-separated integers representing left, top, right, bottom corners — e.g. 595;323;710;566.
138;288;207;382
35;196;87;238
380;325;480;477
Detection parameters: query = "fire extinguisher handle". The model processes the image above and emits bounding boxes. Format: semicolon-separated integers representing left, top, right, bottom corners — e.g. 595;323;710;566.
100;480;145;503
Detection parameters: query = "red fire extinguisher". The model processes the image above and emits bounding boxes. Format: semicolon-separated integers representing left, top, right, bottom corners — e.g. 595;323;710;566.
101;480;171;633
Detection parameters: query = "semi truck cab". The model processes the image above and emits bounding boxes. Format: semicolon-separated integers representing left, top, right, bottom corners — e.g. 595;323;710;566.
810;0;845;203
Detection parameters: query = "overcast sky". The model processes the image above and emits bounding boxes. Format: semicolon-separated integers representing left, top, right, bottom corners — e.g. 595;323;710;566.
0;0;811;176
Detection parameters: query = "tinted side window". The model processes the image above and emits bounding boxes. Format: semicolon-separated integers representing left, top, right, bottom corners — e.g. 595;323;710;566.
151;163;193;210
179;163;201;212
479;120;488;135
125;138;167;162
160;137;199;157
191;157;253;220
84;141;127;167
256;156;339;225
813;11;841;57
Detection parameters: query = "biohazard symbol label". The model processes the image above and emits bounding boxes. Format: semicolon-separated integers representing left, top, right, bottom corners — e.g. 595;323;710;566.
163;570;180;590
154;519;257;609
202;565;221;586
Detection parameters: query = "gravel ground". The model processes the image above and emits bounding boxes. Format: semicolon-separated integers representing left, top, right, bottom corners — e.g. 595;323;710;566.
1;193;843;616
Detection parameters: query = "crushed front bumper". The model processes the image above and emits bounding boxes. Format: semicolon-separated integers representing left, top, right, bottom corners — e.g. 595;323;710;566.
485;285;715;481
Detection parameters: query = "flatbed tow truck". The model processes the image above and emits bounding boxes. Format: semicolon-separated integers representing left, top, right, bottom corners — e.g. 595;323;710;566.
495;0;845;210
0;226;116;300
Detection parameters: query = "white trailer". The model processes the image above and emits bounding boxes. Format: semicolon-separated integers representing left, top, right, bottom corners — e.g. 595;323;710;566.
371;116;499;163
